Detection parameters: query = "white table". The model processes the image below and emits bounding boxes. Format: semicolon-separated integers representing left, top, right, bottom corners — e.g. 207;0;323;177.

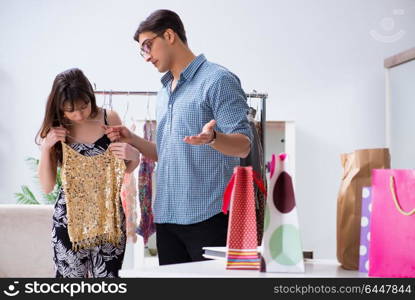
120;257;367;278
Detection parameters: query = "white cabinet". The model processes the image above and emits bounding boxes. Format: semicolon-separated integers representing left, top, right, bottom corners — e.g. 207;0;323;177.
265;121;296;183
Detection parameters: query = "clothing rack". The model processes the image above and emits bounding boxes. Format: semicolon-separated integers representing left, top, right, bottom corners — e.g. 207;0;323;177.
94;89;267;163
94;90;158;96
94;90;267;98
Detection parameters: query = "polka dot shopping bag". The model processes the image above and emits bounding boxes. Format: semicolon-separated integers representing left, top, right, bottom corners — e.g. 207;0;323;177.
358;187;372;273
260;153;305;273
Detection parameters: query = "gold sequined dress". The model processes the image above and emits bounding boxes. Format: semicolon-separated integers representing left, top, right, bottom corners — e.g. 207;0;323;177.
52;109;126;278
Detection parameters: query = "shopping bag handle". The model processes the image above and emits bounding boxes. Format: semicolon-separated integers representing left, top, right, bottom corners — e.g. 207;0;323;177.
222;174;236;214
389;176;415;216
252;170;267;196
222;170;267;215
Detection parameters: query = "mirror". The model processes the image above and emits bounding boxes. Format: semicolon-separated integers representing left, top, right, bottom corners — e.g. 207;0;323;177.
385;47;415;168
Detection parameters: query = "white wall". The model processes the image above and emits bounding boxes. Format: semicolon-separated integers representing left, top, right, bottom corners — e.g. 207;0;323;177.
1;0;415;259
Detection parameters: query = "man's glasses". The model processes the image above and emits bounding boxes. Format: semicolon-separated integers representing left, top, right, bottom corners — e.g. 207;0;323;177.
139;33;163;59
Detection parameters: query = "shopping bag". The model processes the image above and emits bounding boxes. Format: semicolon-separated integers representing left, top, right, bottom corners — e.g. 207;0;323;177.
358;187;372;273
222;166;266;270
369;169;415;277
337;148;390;270
260;153;304;273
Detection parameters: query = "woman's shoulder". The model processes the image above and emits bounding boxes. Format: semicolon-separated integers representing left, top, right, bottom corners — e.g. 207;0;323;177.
105;109;122;126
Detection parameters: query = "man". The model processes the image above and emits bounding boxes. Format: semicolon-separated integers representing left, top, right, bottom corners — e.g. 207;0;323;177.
105;9;252;265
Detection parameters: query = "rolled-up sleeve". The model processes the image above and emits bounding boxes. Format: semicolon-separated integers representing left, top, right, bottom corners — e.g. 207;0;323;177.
207;71;253;143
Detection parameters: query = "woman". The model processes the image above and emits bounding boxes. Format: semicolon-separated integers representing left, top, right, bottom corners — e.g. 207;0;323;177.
36;68;140;278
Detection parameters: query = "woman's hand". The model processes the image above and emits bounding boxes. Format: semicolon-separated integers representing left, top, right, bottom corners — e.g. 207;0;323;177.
103;125;133;143
41;127;68;151
109;142;141;162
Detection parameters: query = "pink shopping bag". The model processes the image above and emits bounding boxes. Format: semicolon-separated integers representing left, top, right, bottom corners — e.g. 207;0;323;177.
369;169;415;277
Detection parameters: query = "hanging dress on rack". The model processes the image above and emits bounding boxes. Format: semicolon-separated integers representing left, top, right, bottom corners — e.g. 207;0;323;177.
240;107;266;245
136;120;156;246
52;109;127;278
121;123;138;243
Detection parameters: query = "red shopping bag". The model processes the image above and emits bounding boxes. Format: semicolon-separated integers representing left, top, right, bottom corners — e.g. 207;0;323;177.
222;166;266;270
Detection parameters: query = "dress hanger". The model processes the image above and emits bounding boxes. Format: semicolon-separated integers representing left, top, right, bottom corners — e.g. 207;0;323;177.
109;90;113;111
123;91;130;124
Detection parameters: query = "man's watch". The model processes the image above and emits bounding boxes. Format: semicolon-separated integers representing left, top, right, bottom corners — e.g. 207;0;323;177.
207;130;217;145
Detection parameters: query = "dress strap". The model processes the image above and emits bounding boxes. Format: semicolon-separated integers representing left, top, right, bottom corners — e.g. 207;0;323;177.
104;109;109;126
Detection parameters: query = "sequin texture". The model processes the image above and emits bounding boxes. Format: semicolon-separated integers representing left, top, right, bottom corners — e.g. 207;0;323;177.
61;141;126;250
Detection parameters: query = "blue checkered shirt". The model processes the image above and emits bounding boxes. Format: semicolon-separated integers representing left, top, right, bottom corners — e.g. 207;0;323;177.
154;54;253;224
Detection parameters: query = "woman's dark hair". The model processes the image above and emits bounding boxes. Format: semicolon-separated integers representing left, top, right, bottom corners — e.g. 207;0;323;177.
134;9;187;44
36;68;98;165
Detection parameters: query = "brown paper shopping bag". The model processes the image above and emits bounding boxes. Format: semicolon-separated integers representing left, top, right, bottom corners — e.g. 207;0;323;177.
336;148;390;270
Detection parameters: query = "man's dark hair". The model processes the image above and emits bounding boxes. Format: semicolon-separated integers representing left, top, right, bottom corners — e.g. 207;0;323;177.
134;9;187;44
